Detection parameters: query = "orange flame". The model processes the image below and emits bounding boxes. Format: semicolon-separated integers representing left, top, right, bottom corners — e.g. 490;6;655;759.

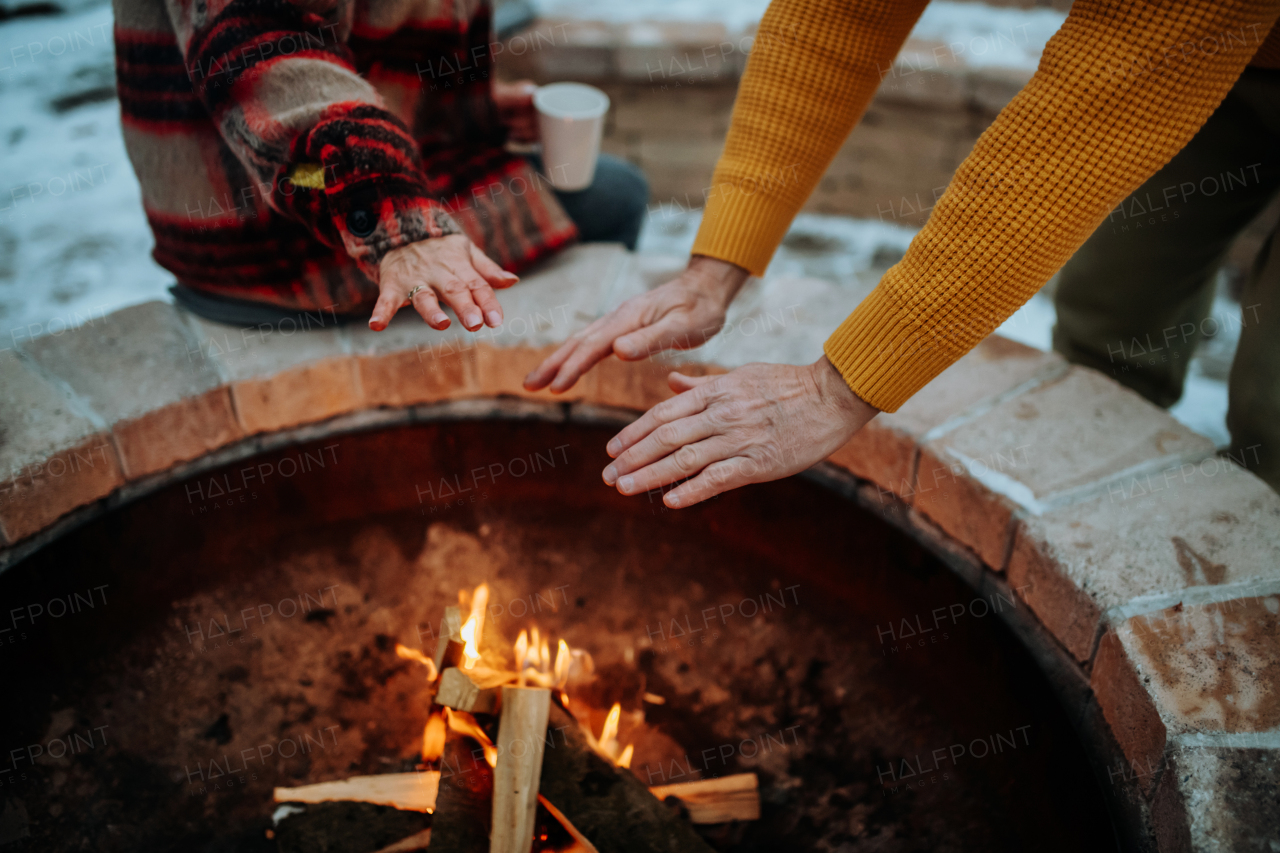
395;643;439;682
617;744;634;769
445;707;497;767
459;584;489;671
422;711;446;762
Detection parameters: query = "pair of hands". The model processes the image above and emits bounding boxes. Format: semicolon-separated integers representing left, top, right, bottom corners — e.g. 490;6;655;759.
371;81;879;507
524;257;879;508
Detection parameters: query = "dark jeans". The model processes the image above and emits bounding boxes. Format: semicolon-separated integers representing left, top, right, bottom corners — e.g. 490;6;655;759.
172;153;649;327
526;152;649;251
1053;68;1280;487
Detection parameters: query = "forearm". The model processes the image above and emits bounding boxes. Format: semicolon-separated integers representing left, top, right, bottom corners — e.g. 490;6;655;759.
691;0;928;275
168;0;455;280
826;0;1280;412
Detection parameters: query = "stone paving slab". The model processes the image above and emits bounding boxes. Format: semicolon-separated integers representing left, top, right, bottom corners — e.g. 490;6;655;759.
913;367;1215;571
0;355;123;544
1010;462;1280;662
20;302;242;478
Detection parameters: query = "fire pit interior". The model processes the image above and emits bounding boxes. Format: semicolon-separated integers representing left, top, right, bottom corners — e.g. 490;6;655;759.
0;416;1118;852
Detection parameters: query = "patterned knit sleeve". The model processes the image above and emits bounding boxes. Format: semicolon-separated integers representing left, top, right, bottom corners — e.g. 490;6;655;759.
824;0;1280;412
163;0;459;282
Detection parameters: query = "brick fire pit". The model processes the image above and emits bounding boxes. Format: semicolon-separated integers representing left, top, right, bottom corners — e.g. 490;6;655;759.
1;244;1277;851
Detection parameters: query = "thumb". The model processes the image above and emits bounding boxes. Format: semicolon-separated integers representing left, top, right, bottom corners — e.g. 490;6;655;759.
668;372;718;394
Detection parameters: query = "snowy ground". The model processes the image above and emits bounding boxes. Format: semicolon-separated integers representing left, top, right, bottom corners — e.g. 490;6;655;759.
0;0;1238;446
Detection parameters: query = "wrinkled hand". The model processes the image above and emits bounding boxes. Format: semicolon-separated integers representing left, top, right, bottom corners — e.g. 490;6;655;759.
494;80;539;143
370;234;518;332
524;256;750;393
601;357;879;508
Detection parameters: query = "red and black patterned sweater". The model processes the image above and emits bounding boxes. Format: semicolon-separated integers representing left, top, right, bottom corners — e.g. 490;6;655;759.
113;0;578;314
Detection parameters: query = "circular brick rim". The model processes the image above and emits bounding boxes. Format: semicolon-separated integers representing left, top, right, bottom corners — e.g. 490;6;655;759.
3;246;1276;851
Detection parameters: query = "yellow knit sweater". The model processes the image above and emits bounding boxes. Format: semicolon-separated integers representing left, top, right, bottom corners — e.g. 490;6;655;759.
691;0;1280;412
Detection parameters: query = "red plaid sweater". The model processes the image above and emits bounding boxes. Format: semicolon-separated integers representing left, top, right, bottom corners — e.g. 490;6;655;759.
112;0;578;314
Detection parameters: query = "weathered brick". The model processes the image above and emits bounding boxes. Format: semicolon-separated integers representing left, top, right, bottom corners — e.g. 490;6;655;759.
180;311;361;435
347;309;478;408
1094;595;1280;786
0;356;123;543
1009;462;1280;661
829;335;1061;502
616;21;733;83
1152;743;1280;853
21;301;241;478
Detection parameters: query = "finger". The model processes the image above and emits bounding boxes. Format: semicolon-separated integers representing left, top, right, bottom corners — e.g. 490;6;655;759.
469;242;519;290
524;334;588;391
663;457;755;508
609;434;731;496
369;275;407;331
469;281;505;329
410;287;450;329
668;372;718;394
435;281;484;331
603;411;719;485
605;383;714;457
614;315;716;361
548;307;651;393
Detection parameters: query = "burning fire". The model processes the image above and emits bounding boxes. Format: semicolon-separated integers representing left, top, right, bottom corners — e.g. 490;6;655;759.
399;582;635;770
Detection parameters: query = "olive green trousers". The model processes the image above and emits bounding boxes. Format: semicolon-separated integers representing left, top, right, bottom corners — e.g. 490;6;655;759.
1054;68;1280;489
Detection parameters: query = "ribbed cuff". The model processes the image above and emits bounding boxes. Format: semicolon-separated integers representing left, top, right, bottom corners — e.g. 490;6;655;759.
822;284;963;413
690;185;796;277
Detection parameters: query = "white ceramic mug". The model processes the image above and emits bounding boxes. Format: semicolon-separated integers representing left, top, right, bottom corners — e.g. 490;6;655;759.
533;83;610;192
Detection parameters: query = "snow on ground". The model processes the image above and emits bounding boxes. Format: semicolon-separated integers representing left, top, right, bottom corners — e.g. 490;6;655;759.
534;0;1067;71
0;2;172;351
0;0;1235;446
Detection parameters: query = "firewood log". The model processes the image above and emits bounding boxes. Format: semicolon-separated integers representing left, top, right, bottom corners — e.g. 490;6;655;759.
539;704;716;853
430;726;493;852
434;606;465;672
491;686;552;853
648;774;760;823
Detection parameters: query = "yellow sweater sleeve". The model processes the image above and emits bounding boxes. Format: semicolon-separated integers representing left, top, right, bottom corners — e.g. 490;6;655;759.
695;0;1280;413
690;0;929;275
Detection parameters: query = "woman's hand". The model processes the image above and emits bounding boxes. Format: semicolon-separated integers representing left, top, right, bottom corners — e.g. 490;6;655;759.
370;234;518;332
601;357;879;508
524;256;750;393
494;80;539;143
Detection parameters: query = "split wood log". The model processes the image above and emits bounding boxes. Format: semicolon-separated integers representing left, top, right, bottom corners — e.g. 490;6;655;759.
648;774;760;823
434;606;465;671
272;770;759;825
430;725;494;852
273;772;440;812
435;666;511;713
491;686;552;853
540;704;716;853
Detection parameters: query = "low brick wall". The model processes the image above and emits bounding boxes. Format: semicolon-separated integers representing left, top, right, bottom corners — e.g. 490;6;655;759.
494;16;1277;278
2;243;1277;851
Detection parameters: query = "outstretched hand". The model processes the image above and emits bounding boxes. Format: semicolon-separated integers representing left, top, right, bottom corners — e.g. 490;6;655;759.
601;357;879;508
371;234;518;332
524;255;750;393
